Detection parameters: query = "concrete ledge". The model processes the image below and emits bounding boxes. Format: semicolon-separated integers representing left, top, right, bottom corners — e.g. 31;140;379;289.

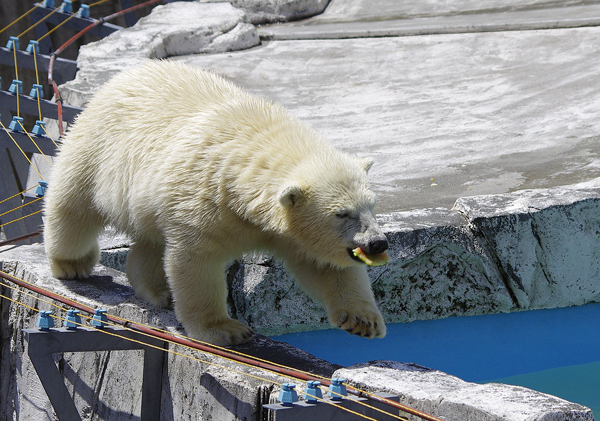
260;4;600;40
335;361;594;421
1;256;595;420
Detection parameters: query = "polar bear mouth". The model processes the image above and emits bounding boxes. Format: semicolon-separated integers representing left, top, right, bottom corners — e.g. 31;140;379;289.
349;248;362;262
349;247;391;267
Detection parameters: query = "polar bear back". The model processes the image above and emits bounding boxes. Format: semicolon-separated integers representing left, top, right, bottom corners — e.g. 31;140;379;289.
55;60;361;241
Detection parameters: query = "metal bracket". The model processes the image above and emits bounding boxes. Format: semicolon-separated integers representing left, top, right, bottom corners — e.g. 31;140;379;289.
264;392;401;420
23;326;166;421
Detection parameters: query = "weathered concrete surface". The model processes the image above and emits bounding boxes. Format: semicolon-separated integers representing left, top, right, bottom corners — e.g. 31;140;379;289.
59;1;600;214
335;361;594;421
176;28;600;213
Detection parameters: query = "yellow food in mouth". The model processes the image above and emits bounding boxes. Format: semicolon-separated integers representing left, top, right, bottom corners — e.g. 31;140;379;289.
352;247;391;267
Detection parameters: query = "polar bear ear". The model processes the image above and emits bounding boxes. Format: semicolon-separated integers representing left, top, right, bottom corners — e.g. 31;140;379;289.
279;185;305;208
358;157;374;173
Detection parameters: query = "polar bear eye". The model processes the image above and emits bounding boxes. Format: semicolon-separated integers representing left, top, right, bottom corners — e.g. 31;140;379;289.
335;210;350;219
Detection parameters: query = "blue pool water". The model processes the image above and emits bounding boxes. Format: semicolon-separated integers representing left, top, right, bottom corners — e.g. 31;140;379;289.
271;303;600;416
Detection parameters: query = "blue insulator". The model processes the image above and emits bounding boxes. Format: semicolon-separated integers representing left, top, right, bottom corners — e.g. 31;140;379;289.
59;0;72;13
63;309;81;330
35;180;48;197
30;84;43;98
77;4;90;17
91;309;108;328
32;121;47;136
42;0;55;7
36;311;55;330
9;79;23;95
278;383;298;406
8;116;24;132
304;380;322;404
328;378;347;401
6;36;19;51
26;40;40;54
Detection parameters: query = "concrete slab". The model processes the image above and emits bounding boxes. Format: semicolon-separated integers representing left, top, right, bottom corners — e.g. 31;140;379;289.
0;252;340;420
177;27;600;212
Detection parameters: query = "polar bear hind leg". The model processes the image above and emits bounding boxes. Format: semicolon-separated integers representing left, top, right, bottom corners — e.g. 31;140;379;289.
44;205;103;279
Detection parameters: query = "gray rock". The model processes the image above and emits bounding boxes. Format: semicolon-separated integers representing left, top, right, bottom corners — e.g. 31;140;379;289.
227;0;330;24
373;209;513;324
454;179;600;310
60;2;260;108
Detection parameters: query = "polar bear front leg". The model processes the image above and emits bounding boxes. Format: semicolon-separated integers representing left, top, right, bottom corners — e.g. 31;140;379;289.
284;256;386;339
164;246;253;346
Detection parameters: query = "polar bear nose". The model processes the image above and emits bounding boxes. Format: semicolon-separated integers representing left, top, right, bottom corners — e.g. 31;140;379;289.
368;237;389;255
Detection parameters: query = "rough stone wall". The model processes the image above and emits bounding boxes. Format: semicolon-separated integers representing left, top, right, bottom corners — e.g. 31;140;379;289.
456;195;600;310
218;180;600;335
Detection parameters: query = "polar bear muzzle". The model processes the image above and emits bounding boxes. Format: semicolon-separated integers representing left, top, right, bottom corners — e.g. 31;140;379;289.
349;236;390;267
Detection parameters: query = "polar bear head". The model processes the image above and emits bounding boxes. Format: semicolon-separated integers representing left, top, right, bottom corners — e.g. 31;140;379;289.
278;155;389;268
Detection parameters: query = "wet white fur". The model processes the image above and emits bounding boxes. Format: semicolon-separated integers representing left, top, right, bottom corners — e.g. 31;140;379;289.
44;61;386;345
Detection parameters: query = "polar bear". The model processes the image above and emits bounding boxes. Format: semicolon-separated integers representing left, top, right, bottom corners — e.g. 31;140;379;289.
44;61;389;346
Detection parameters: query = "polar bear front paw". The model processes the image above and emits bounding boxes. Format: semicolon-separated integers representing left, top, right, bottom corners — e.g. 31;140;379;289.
329;306;386;339
189;318;254;347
